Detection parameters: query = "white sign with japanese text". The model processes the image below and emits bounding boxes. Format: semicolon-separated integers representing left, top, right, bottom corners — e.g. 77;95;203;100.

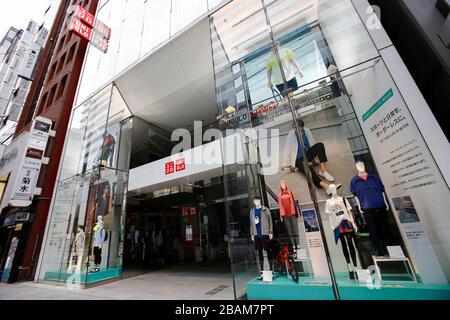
348;62;448;283
11;117;52;203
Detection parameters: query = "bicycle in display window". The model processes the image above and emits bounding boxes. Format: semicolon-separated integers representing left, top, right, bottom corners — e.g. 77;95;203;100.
272;238;299;283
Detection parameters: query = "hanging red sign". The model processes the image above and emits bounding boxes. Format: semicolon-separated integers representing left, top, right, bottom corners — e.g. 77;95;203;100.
75;5;95;28
69;18;92;41
68;5;111;54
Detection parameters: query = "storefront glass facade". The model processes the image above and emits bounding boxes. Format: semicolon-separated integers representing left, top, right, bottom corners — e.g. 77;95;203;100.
37;85;132;286
37;0;450;299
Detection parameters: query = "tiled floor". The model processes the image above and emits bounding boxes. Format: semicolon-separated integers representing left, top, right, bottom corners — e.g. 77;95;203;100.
0;266;235;300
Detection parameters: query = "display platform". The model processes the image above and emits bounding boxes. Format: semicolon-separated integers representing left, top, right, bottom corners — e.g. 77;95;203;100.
44;268;121;284
247;275;335;300
246;273;450;300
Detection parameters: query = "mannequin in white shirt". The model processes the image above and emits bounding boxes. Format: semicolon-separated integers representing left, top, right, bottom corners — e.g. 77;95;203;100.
325;184;359;280
92;216;106;273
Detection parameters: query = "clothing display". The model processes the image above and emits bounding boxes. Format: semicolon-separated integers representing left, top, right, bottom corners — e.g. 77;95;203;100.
277;180;299;250
283;128;316;168
249;207;273;238
250;205;273;271
67;228;85;273
326;190;359;279
363;208;388;256
99;133;116;167
254;207;263;237
278;181;297;218
284;128;330;189
339;233;357;268
325;196;357;237
94;246;102;265
350;173;386;209
266;47;298;86
284;216;299;241
275;77;298;96
254;236;272;271
93;223;106;247
72;230;85;257
97;196;107;217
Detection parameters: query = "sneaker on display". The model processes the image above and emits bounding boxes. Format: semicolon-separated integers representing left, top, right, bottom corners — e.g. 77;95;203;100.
319;171;335;182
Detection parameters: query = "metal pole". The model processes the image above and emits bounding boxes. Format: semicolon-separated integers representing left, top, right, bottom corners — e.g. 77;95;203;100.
260;0;340;300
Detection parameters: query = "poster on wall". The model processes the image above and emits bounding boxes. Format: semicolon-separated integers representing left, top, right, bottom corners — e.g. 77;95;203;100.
301;209;329;278
92;125;120;170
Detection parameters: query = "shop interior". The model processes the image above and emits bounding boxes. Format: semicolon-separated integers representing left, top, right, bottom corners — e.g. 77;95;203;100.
124;172;231;278
112;18;236;286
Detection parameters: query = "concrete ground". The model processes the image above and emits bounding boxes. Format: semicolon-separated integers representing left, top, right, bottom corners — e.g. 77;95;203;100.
0;266;235;300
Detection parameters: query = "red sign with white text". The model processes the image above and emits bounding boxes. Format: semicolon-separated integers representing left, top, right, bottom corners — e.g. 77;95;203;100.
69;18;92;41
165;158;186;175
176;158;186;172
75;5;95;27
165;161;175;175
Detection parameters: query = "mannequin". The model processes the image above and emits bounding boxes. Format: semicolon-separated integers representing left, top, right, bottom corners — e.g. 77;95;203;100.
325;184;358;280
249;196;273;273
68;225;85;273
350;161;389;256
267;41;304;97
282;118;341;192
277;180;299;252
92;215;107;273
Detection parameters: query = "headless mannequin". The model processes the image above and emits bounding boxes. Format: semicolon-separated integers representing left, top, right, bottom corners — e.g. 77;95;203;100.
92;216;105;273
68;225;85;273
279;181;298;252
326;184;358;279
353;161;388;256
251;199;273;272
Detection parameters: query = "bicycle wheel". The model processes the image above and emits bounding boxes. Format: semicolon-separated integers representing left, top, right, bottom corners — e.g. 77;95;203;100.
288;257;299;283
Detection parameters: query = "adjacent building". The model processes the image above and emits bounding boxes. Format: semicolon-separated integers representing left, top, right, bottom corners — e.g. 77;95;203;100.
0;21;48;149
0;0;100;283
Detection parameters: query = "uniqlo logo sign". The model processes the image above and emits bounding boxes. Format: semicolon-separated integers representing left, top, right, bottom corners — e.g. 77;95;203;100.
69;18;92;41
165;161;175;175
165;158;186;175
176;158;186;172
75;5;95;27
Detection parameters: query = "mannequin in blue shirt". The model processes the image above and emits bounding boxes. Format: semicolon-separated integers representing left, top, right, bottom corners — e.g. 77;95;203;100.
350;161;389;256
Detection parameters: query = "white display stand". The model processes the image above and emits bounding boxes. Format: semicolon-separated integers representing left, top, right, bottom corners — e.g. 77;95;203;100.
372;255;417;282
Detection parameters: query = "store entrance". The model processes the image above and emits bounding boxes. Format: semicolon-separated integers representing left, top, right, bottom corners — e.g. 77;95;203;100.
123;179;231;279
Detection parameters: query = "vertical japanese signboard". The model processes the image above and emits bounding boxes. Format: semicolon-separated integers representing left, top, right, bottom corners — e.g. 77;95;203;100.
91;20;111;54
12;117;52;202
